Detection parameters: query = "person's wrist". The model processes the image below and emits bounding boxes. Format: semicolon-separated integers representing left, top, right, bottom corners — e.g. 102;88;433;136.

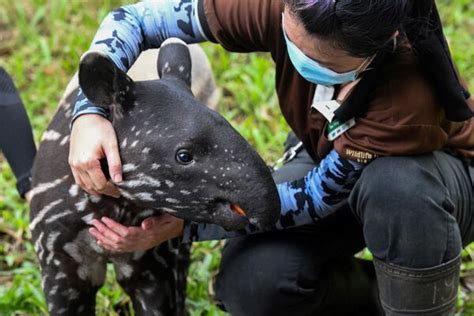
72;113;109;128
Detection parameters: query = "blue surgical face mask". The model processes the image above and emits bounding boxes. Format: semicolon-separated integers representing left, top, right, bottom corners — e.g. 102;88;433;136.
282;16;373;87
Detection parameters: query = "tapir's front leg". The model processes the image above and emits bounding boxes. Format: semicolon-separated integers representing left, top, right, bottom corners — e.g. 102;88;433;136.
34;228;107;315
112;239;191;316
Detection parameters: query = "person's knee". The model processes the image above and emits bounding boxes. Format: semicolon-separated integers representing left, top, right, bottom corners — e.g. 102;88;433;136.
214;234;325;316
350;156;462;268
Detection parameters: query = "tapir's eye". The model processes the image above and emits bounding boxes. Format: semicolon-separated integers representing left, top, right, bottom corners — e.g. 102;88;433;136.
176;149;194;165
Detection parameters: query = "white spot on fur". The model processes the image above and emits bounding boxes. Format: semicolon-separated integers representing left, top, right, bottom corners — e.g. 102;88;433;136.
116;264;134;280
50;285;59;296
121;176;161;189
45;210;73;224
45;231;61;265
142;147;150;154
30;199;64;231
35;232;45;260
135;192;155;202
180;190;191;195
151;163;161;170
67;288;80;300
121;138;128;148
123;163;138;172
63;231;105;286
63;242;81;263
131;126;136;132
60;135;70;146
75;197;88;212
56;272;66;280
118;189;134;200
41;275;48;293
146;130;153;135
69;184;79;197
135;291;148;312
135;130;141;136
165;198;180;204
131;140;139;148
81;213;95;225
89;195;102;203
31;175;69;198
165;180;174;188
161;207;177;214
42;130;61;141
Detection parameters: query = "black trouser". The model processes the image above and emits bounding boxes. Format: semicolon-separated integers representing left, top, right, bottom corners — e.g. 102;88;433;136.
214;138;473;315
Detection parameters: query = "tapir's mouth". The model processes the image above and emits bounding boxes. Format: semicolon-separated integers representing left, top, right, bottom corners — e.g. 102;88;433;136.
231;204;246;217
215;200;246;217
213;199;250;230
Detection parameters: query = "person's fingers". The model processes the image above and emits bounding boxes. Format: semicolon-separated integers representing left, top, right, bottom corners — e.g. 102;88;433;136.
90;228;122;251
142;217;158;230
72;168;99;196
89;227;105;241
103;139;122;183
86;159;109;193
78;170;100;196
91;219;121;243
100;182;121;198
101;217;134;237
97;237;122;252
70;168;84;188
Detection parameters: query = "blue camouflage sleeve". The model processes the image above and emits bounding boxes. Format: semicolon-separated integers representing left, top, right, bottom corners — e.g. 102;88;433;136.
183;149;366;242
72;0;207;123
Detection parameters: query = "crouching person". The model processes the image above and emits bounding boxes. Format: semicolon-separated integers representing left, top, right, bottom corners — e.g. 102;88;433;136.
69;0;473;315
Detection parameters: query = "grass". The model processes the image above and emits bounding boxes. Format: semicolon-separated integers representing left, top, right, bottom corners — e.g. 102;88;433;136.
0;0;473;315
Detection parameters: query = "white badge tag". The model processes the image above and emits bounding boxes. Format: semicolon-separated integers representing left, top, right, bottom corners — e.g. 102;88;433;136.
327;118;356;141
312;100;341;122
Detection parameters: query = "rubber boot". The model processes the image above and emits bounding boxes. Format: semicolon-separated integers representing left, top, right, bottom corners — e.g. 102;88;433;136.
374;255;461;315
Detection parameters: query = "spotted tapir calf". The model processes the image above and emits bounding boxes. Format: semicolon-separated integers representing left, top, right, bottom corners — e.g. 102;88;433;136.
29;39;280;316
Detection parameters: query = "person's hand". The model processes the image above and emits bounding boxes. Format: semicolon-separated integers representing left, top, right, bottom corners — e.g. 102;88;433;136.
89;214;185;252
69;114;121;197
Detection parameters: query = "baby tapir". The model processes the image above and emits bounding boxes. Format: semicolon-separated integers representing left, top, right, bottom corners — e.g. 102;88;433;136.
29;38;280;316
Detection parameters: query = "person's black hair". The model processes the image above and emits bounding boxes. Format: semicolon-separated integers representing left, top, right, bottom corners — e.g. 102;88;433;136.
283;0;472;122
283;0;408;57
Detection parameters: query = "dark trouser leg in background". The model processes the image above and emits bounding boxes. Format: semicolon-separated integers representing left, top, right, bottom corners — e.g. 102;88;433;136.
350;152;473;315
214;140;382;316
0;67;36;197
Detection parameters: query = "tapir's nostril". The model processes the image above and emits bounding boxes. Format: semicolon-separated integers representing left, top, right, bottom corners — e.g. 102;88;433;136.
249;217;259;225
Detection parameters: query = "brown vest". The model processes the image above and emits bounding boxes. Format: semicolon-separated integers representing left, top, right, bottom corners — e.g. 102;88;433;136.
203;0;474;163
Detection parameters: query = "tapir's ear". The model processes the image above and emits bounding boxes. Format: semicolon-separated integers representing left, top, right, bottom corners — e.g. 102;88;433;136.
158;38;192;88
78;51;136;118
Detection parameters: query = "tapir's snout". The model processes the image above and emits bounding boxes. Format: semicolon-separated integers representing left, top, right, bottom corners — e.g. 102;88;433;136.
207;173;281;231
197;126;281;231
